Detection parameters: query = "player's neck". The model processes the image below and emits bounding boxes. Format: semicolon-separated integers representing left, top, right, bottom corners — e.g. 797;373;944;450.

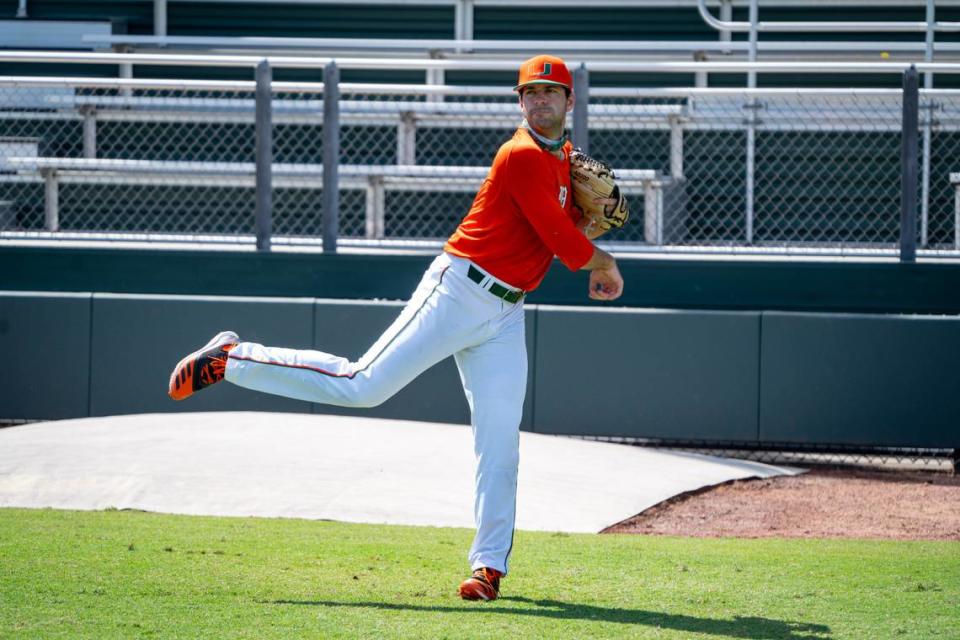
522;119;567;152
532;124;564;140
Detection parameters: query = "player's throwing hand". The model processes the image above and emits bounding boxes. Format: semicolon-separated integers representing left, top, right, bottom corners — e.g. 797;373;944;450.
589;263;623;301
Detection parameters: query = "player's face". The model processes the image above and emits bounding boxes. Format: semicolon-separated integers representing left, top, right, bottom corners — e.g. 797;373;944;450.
519;84;574;139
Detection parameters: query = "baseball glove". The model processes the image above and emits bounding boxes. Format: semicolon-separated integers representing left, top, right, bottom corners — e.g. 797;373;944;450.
569;149;629;232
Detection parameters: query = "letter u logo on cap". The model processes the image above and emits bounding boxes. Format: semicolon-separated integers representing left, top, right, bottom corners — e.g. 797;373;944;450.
538;62;552;77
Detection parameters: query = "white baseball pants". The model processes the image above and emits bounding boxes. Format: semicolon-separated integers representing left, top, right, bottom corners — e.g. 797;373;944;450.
224;252;527;575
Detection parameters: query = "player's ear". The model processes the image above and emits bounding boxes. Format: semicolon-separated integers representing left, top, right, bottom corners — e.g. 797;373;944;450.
566;89;575;113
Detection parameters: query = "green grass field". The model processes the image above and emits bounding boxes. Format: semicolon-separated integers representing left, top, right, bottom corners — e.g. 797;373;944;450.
1;508;957;639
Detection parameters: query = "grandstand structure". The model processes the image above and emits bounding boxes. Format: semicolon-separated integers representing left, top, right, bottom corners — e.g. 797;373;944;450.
2;0;960;256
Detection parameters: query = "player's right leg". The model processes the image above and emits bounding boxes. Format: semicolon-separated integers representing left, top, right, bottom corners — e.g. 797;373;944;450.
454;300;526;600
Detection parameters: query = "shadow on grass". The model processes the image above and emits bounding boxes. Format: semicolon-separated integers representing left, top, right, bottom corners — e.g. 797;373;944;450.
270;596;831;639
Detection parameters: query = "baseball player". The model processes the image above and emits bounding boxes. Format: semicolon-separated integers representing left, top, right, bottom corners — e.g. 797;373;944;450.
168;54;623;602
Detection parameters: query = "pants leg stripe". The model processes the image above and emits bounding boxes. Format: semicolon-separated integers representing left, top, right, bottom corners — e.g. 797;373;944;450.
227;266;450;379
505;510;516;573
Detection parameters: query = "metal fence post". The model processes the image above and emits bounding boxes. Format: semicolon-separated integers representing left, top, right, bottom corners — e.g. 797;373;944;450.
572;64;589;153
900;65;919;263
323;61;340;253
254;59;272;252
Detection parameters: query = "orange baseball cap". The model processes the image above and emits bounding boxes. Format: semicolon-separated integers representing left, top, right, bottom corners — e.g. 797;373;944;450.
514;55;572;92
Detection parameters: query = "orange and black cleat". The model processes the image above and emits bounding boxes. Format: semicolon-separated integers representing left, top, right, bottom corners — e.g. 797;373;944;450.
168;331;239;401
458;567;503;601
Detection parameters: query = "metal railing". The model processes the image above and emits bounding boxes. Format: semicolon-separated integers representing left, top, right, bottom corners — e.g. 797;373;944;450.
12;1;960;73
8;49;960;71
80;34;960;64
698;0;960;32
2;53;960;258
28;0;960;44
696;0;960;244
10;0;959;65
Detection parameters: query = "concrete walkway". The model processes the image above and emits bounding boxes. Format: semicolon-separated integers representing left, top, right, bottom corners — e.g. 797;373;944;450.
0;412;801;533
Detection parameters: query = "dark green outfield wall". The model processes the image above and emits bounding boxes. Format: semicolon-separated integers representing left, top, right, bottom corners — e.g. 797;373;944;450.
759;312;960;447
1;287;957;448
0;292;92;420
0;247;958;448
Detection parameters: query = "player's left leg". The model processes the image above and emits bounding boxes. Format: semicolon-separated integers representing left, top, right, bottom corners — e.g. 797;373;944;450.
169;254;476;406
453;300;527;600
222;255;462;406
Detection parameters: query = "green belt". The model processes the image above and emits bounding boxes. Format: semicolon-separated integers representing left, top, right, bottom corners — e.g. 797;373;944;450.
467;265;524;304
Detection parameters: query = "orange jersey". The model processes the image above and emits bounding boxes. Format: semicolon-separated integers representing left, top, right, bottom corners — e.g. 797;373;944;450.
443;128;595;292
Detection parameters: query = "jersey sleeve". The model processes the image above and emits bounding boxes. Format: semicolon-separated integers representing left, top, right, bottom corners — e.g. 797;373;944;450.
504;146;595;271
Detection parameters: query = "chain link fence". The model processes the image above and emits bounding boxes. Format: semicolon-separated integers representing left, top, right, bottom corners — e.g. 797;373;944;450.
2;69;960;255
573;435;959;474
685;92;906;248
0;85;262;237
926;95;960;249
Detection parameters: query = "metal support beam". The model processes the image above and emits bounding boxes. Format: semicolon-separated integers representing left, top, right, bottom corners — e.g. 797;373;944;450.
115;44;133;98
571;64;589;153
254;59;272;252
426;53;444;103
454;0;474;44
154;0;167;40
81;107;97;159
643;182;662;245
694;50;708;88
669;115;684;180
900;65;919;263
719;0;732;52
397;111;416;165
365;176;385;239
42;169;58;231
322;61;340;253
925;0;936;87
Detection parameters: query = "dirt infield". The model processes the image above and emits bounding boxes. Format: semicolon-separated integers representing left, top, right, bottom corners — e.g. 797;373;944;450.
605;468;960;540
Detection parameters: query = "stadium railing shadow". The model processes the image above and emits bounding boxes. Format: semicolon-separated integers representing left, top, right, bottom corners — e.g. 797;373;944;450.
269;596;832;639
